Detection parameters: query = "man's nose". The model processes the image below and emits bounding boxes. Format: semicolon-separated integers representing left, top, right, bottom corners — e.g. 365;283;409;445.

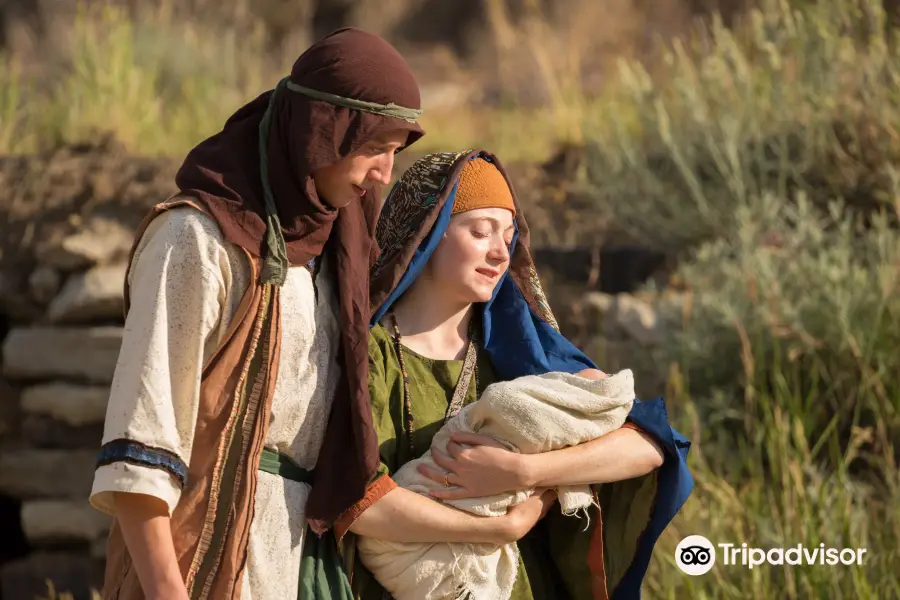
370;153;394;185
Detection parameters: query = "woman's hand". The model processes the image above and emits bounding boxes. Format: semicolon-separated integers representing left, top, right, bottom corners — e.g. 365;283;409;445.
493;488;558;544
420;421;664;500
418;432;533;501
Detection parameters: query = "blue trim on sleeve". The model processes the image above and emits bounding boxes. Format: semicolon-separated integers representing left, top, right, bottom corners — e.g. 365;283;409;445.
96;438;189;489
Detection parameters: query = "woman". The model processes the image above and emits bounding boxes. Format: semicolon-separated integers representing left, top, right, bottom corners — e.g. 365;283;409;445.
333;151;693;599
89;28;425;600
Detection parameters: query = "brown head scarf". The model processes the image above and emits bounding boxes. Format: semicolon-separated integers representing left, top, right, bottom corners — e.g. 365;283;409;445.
173;27;424;533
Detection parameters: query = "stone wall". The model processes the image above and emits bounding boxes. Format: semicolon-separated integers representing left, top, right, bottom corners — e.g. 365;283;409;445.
0;219;133;600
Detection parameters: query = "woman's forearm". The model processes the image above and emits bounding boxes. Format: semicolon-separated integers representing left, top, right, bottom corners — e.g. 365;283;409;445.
522;427;665;488
114;492;189;600
348;487;508;544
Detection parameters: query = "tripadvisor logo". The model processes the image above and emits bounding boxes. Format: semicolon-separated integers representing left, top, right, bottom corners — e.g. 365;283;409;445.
675;536;868;576
676;535;716;576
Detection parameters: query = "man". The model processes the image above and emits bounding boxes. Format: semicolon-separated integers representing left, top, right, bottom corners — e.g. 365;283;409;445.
89;28;426;600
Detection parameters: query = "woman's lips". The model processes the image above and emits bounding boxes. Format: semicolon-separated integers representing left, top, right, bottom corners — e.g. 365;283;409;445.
476;267;500;279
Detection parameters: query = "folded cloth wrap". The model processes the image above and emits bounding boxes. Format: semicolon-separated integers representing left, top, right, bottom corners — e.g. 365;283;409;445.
357;369;635;600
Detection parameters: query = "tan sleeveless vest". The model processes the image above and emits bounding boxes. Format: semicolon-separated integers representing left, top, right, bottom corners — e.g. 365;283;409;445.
100;197;282;600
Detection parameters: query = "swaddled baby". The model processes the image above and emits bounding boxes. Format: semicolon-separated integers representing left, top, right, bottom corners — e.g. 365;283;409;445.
357;369;635;600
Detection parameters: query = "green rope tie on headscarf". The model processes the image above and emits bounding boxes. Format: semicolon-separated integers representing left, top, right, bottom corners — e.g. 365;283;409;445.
257;77;422;284
286;80;422;123
258;78;290;286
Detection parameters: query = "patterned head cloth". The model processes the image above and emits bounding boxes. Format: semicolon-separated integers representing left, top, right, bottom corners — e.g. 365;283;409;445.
369;149;579;380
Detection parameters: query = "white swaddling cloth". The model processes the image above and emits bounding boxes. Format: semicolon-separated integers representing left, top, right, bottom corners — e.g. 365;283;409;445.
357;369;635;600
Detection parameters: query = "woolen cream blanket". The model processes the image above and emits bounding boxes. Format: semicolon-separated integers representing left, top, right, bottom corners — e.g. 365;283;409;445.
356;369;636;600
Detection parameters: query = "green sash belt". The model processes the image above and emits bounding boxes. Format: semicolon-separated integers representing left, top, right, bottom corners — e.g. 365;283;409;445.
259;447;314;484
257;448;353;600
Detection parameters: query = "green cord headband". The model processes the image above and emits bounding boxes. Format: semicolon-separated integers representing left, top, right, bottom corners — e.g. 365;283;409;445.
286;80;422;123
258;77;422;284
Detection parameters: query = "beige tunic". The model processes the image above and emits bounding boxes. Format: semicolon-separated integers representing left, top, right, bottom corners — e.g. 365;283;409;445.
90;206;342;600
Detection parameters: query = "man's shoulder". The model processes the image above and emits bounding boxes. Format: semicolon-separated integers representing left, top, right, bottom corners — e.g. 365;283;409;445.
127;203;241;290
140;204;227;250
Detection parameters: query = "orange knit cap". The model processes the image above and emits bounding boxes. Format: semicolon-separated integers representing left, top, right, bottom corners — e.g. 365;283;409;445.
451;157;516;216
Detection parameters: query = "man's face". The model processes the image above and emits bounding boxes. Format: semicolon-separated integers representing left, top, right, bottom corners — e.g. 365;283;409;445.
312;129;409;209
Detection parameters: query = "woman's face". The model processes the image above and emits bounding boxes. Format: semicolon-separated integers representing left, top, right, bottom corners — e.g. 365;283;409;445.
426;207;516;304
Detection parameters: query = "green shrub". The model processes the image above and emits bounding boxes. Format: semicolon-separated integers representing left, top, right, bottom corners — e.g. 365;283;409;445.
582;1;900;596
586;0;900;255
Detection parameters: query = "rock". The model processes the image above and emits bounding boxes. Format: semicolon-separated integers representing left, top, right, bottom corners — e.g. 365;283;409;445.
565;291;614;346
21;499;110;544
0;379;21;442
36;217;134;271
0;271;42;321
20;383;109;427
29;266;62;304
0;450;96;499
47;262;126;323
657;292;689;326
598;246;671;295
582;292;615;315
0;552;104;600
2;326;124;383
21;416;105;449
532;246;601;287
604;294;665;346
419;82;475;112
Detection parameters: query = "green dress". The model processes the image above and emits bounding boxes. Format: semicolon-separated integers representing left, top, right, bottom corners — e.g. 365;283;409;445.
347;323;572;600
